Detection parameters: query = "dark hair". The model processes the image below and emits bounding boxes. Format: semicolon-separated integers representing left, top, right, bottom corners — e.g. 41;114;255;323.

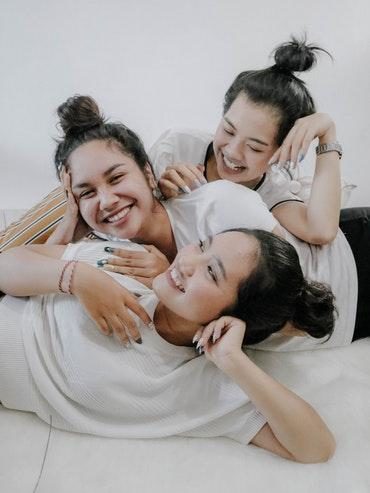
54;95;151;179
221;228;337;345
223;35;332;145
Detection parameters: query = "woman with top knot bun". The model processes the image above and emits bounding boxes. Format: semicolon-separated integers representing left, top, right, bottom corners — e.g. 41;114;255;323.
155;35;341;247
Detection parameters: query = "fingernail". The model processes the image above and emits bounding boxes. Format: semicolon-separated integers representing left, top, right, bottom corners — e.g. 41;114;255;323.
200;177;208;185
192;334;200;344
135;337;143;344
197;346;203;355
147;321;155;330
298;151;305;162
196;339;203;350
180;185;191;194
104;247;114;253
194;179;202;188
212;333;219;343
97;259;108;267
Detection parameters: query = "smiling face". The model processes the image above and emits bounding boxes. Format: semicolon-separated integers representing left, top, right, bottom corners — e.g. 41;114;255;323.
152;231;259;324
69;140;157;240
212;93;280;187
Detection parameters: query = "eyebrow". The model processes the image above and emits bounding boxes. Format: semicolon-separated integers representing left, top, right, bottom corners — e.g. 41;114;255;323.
223;117;269;147
73;163;127;190
207;236;227;281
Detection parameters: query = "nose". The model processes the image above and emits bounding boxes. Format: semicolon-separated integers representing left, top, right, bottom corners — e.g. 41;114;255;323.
98;187;119;210
177;252;202;278
226;137;244;162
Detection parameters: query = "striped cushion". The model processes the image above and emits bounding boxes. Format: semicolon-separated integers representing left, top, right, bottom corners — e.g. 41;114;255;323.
0;187;66;252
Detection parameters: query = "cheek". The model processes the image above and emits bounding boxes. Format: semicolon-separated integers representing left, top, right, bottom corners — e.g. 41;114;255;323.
78;200;96;224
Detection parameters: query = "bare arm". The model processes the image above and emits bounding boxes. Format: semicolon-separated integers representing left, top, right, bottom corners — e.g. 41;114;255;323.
271;114;341;245
196;317;335;463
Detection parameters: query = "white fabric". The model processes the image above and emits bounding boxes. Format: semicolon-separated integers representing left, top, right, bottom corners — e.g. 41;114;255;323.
164;180;278;249
149;127;303;210
0;239;266;443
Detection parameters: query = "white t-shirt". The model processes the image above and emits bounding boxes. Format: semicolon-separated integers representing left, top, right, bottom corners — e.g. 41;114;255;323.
2;239;266;442
149;127;304;211
164;180;278;249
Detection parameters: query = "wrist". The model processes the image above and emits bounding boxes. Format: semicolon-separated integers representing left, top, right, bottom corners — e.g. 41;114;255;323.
215;349;248;375
318;123;337;144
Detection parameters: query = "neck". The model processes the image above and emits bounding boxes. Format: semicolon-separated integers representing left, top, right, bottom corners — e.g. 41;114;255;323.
132;201;177;262
154;302;200;346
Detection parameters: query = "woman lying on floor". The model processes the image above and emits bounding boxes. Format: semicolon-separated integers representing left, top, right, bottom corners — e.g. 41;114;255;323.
0;229;335;463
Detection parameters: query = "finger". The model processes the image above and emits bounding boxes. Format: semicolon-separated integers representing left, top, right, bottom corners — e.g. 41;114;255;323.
278;126;298;166
103;264;152;279
99;318;113;336
124;296;152;326
289;126;308;166
198;321;217;348
164;169;192;193
142;244;166;259
106;255;148;268
158;178;180;198
109;315;131;345
171;164;207;186
268;148;281;166
117;312;142;343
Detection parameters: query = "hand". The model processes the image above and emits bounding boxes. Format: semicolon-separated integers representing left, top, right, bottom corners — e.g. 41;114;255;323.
158;163;207;199
268;113;336;168
72;262;153;345
47;170;91;244
100;244;170;288
193;316;246;370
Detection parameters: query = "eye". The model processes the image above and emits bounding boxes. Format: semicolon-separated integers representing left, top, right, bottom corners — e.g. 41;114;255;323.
198;239;205;251
248;145;263;153
207;265;217;283
110;174;124;183
80;190;94;199
224;127;234;135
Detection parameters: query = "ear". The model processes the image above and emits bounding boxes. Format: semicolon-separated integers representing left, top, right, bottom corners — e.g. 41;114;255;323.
144;163;158;191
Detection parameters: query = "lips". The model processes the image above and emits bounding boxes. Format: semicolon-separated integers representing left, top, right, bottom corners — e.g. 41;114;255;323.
166;266;185;293
222;154;246;173
102;203;134;224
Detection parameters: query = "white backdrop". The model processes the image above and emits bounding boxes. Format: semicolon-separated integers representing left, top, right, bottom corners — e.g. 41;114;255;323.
1;0;369;209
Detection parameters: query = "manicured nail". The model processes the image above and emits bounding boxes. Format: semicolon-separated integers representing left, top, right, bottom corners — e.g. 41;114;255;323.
192;333;200;344
180;185;191;194
200;177;208;185
135;337;143;344
298;151;305;162
196;339;203;350
197;346;203;355
212;333;219;343
104;246;114;253
194;179;202;188
97;259;108;267
147;322;155;330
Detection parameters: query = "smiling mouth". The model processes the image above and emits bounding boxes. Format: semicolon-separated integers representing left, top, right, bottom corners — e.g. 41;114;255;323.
103;204;134;224
222;154;246;172
168;267;185;293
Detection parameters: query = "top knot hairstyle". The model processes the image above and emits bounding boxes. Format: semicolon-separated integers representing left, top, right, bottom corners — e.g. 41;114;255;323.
220;228;337;346
54;95;151;178
223;35;332;146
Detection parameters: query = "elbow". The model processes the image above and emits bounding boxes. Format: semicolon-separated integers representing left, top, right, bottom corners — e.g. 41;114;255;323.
296;434;336;464
305;227;339;245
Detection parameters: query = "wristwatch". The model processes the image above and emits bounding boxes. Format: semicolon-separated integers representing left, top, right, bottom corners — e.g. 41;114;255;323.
315;142;343;159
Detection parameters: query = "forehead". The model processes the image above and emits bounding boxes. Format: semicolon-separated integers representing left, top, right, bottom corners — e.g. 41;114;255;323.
213;231;258;280
69;140;135;178
226;94;278;141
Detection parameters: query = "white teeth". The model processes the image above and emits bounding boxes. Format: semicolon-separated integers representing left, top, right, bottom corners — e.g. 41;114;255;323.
170;268;185;292
223;155;245;171
106;206;131;223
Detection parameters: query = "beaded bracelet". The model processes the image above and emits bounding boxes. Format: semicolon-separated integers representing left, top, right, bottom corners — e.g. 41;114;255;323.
58;260;78;295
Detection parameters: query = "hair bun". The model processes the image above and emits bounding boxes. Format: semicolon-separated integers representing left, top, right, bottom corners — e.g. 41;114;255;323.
272;35;329;74
57;95;104;136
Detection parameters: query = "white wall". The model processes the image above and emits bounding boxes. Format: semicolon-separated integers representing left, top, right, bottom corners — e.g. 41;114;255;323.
1;0;369;209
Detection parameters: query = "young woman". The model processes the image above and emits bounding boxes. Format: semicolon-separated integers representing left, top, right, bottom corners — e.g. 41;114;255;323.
0;229;335;463
153;36;342;245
